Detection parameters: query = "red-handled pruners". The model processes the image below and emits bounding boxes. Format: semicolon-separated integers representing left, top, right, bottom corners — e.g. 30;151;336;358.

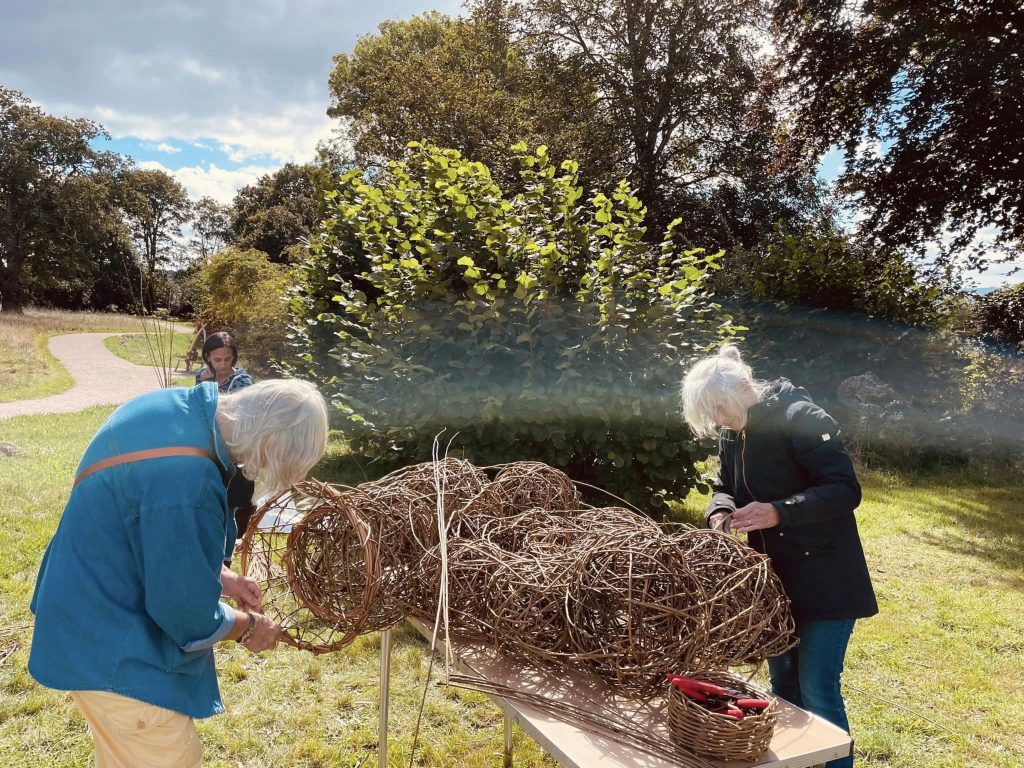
666;674;770;719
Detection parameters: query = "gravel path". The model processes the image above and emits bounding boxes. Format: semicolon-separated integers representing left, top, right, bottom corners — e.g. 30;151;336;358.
0;333;176;420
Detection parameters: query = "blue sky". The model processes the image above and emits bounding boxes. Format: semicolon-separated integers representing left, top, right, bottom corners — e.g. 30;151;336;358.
1;1;1017;289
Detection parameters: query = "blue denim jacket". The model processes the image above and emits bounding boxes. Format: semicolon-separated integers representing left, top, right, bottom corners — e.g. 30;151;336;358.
29;383;239;718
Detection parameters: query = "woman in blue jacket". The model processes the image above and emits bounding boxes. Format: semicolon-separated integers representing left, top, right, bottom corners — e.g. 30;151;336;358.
681;345;877;768
29;378;328;768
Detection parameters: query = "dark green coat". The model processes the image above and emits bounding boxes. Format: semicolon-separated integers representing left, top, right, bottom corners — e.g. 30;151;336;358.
708;380;878;622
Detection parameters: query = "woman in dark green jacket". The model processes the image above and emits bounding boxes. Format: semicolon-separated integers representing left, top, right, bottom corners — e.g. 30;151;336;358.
682;345;877;768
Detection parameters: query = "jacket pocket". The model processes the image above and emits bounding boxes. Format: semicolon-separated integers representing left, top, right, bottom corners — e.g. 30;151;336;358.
774;525;837;567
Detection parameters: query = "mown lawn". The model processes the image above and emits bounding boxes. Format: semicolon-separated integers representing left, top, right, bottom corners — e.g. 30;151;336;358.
0;309;147;402
103;331;194;368
0;408;1021;767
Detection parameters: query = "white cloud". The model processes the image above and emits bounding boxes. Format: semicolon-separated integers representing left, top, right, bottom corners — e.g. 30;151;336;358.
179;57;236;85
92;102;336;164
143;141;181;154
219;143;251;163
966;261;1023;291
139;160;277;204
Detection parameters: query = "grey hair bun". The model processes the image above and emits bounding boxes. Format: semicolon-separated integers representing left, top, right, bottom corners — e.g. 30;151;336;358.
718;344;743;362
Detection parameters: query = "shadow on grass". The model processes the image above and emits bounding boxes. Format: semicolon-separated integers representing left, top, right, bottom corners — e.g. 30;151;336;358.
902;481;1024;590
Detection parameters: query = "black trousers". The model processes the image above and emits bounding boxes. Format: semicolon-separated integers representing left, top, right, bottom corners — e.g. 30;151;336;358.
224;473;257;566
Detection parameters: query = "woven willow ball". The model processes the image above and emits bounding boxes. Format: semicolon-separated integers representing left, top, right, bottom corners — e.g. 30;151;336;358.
286;490;378;632
443;538;580;659
365;458;490;552
346;486;433;627
673;530;796;666
239;482;375;654
447;483;505;540
566;532;711;695
477;507;576;552
490;461;581;514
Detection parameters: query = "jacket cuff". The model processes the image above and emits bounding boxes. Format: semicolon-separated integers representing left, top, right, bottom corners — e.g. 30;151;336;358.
774;491;809;528
180;601;236;652
772;500;792;528
706;494;737;521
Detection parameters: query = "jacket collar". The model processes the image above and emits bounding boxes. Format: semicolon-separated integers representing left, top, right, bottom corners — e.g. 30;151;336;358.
194;382;235;477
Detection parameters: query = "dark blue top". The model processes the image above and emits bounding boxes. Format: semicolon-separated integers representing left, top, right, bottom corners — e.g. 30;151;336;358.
194;367;254;393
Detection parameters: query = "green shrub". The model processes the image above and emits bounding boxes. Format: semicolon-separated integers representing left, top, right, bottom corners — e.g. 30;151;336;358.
976;282;1024;350
721;226;943;326
191;247;291;374
287;142;736;508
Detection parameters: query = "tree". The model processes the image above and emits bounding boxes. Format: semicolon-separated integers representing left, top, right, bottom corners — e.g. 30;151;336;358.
288;142;736;508
191;196;230;260
192;247;291;372
27;171;138;311
0;87;124;313
328;3;833;248
976;283;1024;350
228;163;334;264
119;169;192;311
493;0;778;229
327;11;620;191
771;0;1024;268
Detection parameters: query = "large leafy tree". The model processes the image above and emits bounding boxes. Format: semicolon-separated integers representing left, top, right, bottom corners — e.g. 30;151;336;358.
27;171;137;311
771;0;1024;268
495;0;790;231
327;10;621;191
0;87;129;313
228;162;333;263
330;2;829;247
119;168;192;311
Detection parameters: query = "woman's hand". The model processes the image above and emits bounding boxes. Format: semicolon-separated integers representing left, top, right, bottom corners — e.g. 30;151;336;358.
708;510;734;534
222;566;262;613
242;613;282;653
731;501;780;533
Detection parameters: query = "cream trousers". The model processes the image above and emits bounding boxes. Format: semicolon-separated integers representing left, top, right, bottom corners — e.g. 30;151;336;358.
71;691;203;768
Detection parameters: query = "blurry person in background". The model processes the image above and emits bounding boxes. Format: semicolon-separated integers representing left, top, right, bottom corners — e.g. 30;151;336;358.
195;330;259;544
195;331;254;393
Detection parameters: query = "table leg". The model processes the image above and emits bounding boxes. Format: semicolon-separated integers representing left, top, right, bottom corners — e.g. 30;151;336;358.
379;629;392;768
503;708;513;768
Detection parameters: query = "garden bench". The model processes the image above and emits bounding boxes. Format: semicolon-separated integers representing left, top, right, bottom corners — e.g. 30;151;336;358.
176;324;208;372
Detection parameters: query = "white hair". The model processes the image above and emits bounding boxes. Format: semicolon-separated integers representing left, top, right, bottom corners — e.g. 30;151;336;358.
216;379;329;495
680;344;766;438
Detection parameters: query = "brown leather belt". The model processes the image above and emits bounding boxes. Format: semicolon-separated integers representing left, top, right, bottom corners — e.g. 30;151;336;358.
73;447;211;487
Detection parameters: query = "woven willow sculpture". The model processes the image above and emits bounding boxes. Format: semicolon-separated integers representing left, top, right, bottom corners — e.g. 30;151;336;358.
239;459;796;696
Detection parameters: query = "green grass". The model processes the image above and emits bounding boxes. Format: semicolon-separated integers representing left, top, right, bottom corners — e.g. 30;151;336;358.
0;309;157;402
102;332;194;368
1;412;1022;767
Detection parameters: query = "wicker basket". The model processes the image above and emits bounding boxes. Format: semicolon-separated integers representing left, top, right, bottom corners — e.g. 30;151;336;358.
666;671;777;761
